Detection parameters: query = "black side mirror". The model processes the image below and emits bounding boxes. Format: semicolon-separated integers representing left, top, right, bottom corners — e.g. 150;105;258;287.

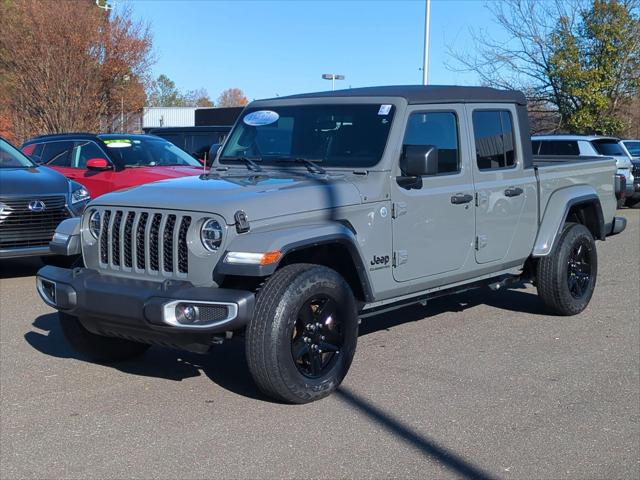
400;145;439;176
397;145;438;189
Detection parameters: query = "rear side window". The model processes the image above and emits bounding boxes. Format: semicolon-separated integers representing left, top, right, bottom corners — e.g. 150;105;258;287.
42;141;74;167
472;110;516;170
403;111;460;174
537;140;579;156
591;140;625;156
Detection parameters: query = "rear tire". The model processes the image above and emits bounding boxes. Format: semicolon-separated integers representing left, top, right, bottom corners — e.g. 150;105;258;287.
59;312;150;362
536;223;597;316
625;197;640;208
245;264;358;404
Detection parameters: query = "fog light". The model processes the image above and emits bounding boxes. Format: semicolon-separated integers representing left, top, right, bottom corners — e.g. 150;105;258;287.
36;277;57;307
175;303;199;324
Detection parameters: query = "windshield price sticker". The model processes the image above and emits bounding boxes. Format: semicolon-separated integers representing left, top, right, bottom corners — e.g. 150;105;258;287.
104;139;132;148
378;104;392;115
243;110;280;126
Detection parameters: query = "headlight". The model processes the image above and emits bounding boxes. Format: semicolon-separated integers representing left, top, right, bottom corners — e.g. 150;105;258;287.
71;186;90;204
200;219;223;251
89;210;101;238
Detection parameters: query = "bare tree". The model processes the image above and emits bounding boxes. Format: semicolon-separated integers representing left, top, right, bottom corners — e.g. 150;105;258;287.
217;88;249;107
0;0;153;142
448;0;640;135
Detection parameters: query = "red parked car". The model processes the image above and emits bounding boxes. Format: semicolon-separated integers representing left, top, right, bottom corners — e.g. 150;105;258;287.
21;133;206;198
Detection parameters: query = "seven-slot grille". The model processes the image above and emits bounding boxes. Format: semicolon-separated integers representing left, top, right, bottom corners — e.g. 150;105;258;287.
97;209;191;276
631;162;640;179
0;196;70;250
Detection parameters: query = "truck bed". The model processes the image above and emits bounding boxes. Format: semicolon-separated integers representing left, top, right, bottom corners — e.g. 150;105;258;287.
534;156;617;227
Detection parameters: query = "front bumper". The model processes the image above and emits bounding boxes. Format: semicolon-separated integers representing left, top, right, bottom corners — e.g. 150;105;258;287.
36;266;255;352
608;216;627;236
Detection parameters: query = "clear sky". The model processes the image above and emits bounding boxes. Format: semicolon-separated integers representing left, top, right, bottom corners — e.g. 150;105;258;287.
121;0;499;102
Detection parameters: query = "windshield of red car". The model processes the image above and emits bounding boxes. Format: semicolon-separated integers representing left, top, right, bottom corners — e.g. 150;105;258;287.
99;137;201;168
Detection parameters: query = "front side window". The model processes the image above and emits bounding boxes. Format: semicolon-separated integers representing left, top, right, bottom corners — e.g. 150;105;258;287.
403;111;460;174
537;140;579;156
220;104;396;168
71;141;109;169
473;110;516;170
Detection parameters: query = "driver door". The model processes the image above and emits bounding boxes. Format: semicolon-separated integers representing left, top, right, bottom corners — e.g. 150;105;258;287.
391;105;476;283
71;140;115;198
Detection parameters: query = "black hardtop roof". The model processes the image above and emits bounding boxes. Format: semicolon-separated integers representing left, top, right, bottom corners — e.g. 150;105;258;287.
260;85;527;105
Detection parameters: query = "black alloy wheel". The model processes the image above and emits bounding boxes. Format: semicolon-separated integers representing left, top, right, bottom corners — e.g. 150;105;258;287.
291;296;344;378
567;241;592;299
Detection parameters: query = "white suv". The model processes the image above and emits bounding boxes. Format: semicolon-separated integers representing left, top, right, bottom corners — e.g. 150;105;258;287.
532;135;635;205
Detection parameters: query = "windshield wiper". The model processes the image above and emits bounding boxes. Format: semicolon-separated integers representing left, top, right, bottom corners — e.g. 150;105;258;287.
273;157;325;174
222;156;263;172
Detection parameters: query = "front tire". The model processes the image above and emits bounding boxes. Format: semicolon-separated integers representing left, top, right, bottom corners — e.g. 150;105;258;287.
246;264;359;404
536;223;597;316
59;312;150;362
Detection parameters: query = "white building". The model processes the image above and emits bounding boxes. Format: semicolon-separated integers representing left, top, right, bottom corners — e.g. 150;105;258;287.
142;107;197;129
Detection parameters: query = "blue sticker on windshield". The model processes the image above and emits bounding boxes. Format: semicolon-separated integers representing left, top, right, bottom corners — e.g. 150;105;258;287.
243;110;279;126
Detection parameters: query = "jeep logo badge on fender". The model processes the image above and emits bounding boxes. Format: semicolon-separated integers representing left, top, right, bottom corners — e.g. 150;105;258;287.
369;254;390;271
27;200;46;212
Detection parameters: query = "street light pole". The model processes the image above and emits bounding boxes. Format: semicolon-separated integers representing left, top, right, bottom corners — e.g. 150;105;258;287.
121;74;130;133
322;73;345;91
422;0;431;85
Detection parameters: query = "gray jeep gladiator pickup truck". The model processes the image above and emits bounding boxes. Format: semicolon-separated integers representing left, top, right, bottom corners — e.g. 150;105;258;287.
36;86;626;403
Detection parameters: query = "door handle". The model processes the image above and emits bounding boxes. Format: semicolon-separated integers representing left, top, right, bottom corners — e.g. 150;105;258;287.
504;187;524;197
450;193;473;205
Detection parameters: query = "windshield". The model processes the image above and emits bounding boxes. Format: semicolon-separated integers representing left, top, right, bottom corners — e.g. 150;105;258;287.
591;139;626;157
99;136;201;168
0;138;36;168
220;104;396;168
623;141;640;157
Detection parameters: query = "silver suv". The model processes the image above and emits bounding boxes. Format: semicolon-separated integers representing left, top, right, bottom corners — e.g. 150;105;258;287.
532;135;635;206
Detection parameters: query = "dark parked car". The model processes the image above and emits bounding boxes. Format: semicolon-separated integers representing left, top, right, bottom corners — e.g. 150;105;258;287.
147;126;232;163
0;137;89;260
22;133;205;199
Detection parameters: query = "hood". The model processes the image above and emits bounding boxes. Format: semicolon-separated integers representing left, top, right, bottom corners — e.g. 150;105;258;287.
92;171;362;223
0;166;70;196
121;165;205;183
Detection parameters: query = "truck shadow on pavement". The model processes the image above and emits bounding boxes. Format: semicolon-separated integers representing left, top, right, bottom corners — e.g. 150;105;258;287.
25;286;545;397
0;258;43;279
25;306;501;480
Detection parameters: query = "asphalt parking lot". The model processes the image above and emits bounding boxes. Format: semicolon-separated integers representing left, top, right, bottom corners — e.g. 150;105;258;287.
1;210;638;480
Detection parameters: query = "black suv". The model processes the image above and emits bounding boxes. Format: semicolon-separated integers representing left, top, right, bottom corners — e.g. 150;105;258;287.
147;126;232;163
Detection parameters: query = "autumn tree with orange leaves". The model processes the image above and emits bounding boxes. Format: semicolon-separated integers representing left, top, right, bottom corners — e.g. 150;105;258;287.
217;88;249;107
0;0;154;143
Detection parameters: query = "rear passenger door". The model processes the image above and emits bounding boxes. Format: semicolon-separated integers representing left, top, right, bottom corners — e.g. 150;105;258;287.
467;106;538;265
